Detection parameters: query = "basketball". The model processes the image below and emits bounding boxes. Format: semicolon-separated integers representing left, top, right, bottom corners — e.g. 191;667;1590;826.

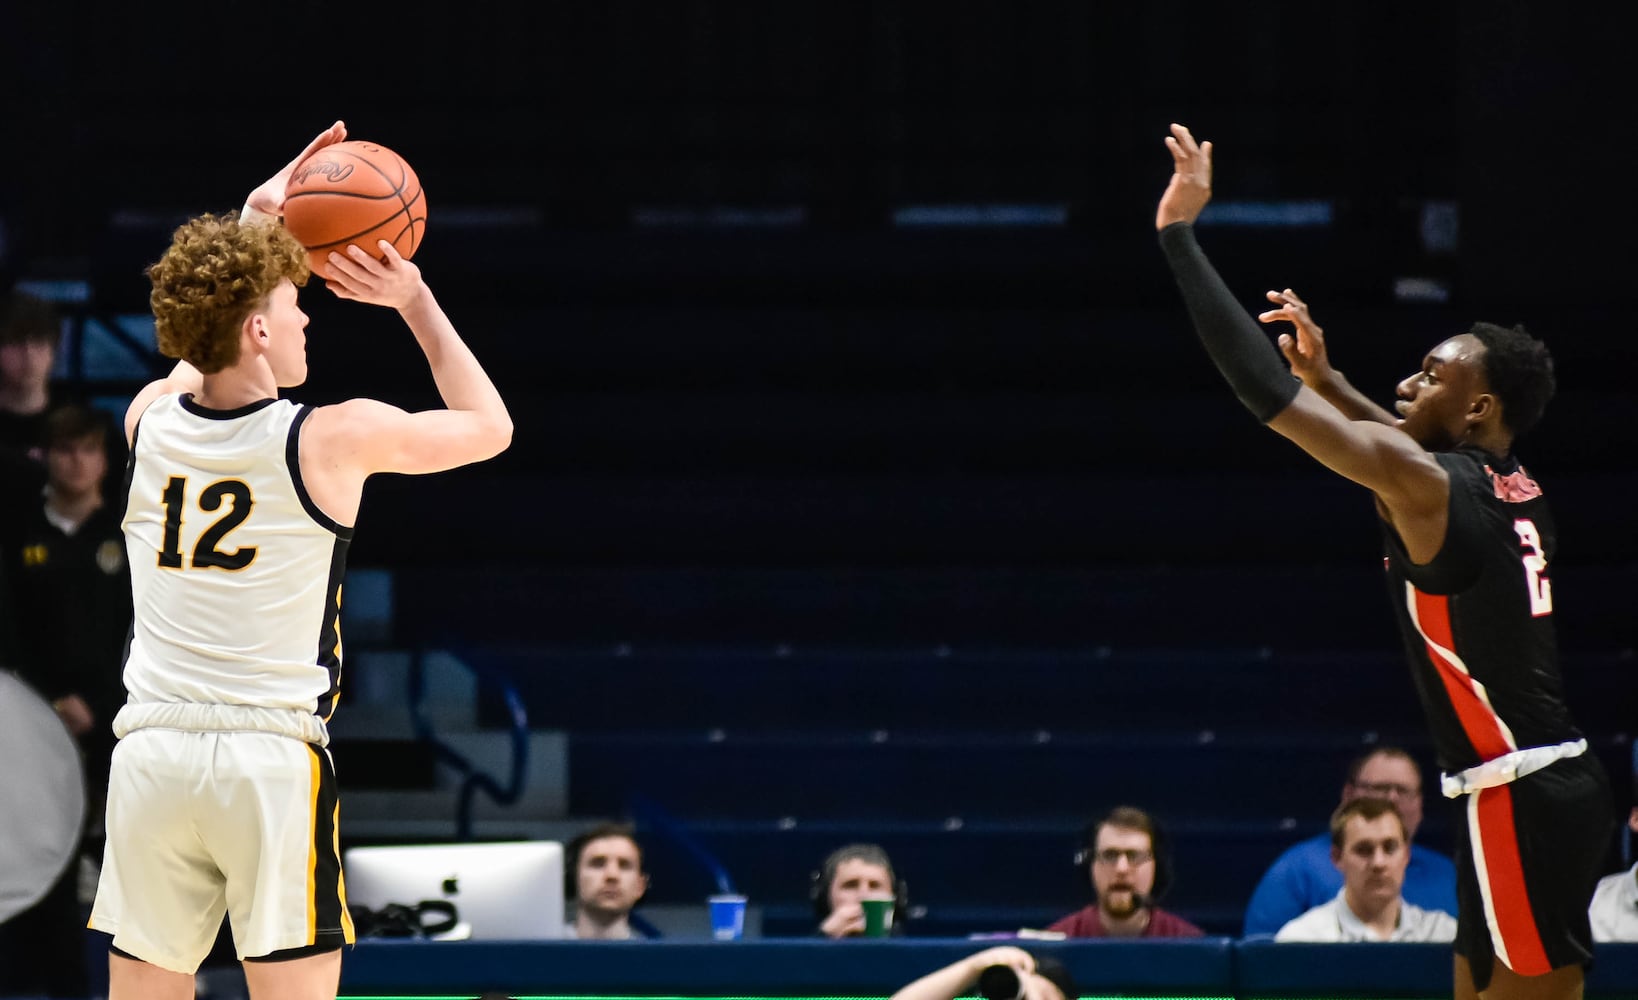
282;140;427;277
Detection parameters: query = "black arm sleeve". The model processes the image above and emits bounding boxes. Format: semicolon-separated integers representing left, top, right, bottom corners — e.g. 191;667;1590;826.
1157;221;1301;423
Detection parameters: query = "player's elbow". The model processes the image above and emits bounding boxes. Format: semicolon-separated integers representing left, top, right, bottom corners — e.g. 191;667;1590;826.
475;412;513;460
491;416;515;456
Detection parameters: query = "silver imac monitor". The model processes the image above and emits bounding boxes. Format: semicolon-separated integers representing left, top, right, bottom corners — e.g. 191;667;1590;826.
343;840;565;940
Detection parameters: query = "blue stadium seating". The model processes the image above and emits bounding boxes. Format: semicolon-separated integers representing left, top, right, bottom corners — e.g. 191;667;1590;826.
413;637;1631;937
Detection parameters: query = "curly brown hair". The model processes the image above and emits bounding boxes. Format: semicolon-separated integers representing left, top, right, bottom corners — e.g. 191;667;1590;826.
146;211;309;374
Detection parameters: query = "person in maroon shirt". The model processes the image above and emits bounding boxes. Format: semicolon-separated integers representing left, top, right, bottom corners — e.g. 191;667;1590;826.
1048;806;1203;938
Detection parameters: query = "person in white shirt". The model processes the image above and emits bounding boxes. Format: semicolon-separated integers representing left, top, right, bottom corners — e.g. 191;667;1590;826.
1276;797;1457;943
1590;797;1638;942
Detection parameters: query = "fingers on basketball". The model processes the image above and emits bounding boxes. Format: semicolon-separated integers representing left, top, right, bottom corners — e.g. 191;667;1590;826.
282;140;427;278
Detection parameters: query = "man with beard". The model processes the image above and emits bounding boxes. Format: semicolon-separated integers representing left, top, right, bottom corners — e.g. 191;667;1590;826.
1047;806;1202;938
1276;798;1457;942
565;823;652;940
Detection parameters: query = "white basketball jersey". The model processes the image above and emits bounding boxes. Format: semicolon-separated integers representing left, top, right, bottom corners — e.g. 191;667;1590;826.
122;394;351;723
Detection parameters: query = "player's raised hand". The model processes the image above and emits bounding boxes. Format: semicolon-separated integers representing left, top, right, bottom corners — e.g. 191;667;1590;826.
323;240;425;311
1156;123;1213;230
245;120;347;219
1259;287;1337;388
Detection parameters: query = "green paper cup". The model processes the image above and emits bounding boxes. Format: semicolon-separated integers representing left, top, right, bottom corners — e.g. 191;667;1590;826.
860;896;895;937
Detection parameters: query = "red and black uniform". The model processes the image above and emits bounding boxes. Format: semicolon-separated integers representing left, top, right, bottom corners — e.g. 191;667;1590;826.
1382;447;1612;989
1158;221;1613;989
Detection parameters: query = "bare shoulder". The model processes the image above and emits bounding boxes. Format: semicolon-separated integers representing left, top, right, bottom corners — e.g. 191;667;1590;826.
125;362;204;445
124;383;165;444
306;396;402;422
305;392;509;479
301;397;410;450
1366;422;1449;501
124;378;184;444
1345;418;1451;517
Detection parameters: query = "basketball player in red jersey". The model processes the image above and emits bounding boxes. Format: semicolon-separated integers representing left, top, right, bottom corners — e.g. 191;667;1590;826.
91;121;511;999
1154;123;1612;1000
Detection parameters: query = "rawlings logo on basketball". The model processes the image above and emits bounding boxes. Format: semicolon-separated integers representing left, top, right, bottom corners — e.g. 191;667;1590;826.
292;160;355;186
283;138;426;278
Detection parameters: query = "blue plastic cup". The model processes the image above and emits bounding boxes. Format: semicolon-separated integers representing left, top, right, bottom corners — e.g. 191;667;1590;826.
708;894;747;941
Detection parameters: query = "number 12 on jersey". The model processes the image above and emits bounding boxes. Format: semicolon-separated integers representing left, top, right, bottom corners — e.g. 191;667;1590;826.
158;475;258;571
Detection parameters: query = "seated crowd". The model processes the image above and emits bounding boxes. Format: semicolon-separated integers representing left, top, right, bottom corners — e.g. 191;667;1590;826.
557;746;1636;946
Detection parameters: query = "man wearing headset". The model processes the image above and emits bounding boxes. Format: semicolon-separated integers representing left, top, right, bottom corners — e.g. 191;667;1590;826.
812;843;906;938
1047;806;1202;938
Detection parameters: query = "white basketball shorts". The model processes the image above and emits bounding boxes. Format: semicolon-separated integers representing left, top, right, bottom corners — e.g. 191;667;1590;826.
88;727;353;973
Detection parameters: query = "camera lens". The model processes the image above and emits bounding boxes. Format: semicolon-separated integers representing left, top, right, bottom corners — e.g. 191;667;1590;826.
977;964;1024;1000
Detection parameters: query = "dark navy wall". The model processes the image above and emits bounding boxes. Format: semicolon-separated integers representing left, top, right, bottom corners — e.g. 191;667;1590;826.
6;0;1632;940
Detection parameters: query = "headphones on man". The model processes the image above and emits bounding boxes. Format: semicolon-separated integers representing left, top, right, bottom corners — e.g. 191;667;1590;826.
1071;807;1174;902
808;843;910;921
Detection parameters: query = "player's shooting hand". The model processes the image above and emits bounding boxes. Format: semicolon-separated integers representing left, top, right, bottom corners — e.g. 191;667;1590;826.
1259;288;1337;389
245;120;347;219
323;241;425;310
1156;123;1213;230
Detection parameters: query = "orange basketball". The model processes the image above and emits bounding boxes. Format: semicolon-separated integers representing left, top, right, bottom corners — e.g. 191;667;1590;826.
282;140;427;277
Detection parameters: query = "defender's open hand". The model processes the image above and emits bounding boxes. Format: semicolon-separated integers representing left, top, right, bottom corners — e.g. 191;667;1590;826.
1156;123;1213;230
1259;287;1337;389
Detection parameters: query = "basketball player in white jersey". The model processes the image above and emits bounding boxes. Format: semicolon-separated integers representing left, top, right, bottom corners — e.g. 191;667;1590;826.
89;121;512;1000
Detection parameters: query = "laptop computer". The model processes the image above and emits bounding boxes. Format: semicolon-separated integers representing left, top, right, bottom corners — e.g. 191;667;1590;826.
343;840;565;940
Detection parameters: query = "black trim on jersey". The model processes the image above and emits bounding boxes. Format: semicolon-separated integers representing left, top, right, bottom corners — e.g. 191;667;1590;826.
178;393;279;420
124;415;142;508
1484;450;1522;477
315;534;350;723
285;406;354;540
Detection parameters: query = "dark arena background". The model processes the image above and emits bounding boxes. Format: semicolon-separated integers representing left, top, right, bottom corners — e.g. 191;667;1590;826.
1;3;1633;998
